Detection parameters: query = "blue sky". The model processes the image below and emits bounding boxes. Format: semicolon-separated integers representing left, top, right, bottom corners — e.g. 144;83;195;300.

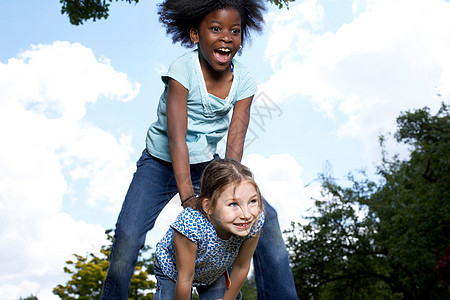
1;0;449;298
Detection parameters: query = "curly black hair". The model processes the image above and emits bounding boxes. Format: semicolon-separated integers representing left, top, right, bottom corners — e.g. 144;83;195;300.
158;0;266;48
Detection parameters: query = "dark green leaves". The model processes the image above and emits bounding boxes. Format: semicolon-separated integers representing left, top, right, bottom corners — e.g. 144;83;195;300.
60;0;139;25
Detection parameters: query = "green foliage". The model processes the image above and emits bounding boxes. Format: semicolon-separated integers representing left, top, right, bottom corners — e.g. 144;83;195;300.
18;296;38;300
60;0;295;25
285;103;450;299
286;175;394;299
267;0;296;9
53;229;155;299
368;103;450;299
60;0;139;25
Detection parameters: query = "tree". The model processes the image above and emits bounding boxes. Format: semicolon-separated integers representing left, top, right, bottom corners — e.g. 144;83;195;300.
59;0;296;25
53;229;155;299
285;103;450;299
60;0;139;25
18;296;38;300
286;174;392;299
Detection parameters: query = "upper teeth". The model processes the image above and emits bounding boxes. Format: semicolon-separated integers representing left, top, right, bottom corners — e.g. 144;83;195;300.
218;48;231;52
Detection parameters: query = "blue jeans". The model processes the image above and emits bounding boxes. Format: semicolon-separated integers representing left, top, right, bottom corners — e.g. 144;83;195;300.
154;262;242;300
100;150;298;299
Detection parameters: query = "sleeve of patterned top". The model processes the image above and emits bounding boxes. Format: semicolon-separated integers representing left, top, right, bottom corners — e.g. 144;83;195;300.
171;208;201;244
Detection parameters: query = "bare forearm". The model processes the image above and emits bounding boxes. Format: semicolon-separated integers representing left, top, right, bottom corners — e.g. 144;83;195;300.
225;97;252;162
225;117;248;161
223;236;259;300
175;280;193;300
169;140;194;201
166;78;194;204
174;232;196;299
222;265;250;300
225;132;245;161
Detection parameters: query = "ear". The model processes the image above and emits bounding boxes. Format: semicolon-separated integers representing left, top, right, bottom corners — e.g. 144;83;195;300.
202;198;213;215
190;27;199;45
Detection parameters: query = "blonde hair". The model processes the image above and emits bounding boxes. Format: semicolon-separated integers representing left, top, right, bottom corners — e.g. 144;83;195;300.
197;158;263;213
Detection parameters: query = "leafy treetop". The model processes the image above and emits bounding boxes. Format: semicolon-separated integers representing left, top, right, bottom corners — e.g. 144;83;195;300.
60;0;296;25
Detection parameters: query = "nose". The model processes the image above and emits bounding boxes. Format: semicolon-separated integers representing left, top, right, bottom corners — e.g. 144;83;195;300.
239;206;251;220
220;30;232;43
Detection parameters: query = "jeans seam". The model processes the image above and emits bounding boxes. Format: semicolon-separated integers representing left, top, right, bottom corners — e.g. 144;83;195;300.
253;251;266;300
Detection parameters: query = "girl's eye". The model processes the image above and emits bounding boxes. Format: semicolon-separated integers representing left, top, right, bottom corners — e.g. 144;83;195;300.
231;28;241;34
212;27;220;32
249;199;258;205
229;202;238;207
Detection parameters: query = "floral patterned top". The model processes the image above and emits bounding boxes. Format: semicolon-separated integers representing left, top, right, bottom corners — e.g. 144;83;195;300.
155;207;264;286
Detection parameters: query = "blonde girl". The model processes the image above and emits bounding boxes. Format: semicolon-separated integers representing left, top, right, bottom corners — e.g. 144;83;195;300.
155;158;264;300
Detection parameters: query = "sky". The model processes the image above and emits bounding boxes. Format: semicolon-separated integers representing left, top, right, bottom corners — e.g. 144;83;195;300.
0;0;449;298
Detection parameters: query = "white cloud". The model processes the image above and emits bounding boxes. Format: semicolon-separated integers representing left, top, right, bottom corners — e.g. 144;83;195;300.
0;41;140;299
0;281;41;300
146;195;183;250
265;0;324;69
262;0;450;163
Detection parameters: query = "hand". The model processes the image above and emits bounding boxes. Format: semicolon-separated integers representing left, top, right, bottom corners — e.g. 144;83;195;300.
181;194;199;209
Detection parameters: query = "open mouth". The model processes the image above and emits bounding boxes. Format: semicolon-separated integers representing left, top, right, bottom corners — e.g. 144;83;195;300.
233;221;253;230
214;48;232;63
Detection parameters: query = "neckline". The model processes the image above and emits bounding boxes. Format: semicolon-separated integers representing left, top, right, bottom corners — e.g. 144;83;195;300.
194;50;236;101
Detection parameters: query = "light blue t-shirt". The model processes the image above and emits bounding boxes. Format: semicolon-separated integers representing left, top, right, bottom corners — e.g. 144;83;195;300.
155;207;264;286
146;50;257;163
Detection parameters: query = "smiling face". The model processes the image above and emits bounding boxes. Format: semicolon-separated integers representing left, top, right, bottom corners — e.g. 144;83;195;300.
190;8;242;73
203;180;261;240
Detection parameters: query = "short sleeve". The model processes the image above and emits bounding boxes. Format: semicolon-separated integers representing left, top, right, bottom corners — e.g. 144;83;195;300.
170;208;202;244
247;210;265;238
161;52;192;90
235;61;257;101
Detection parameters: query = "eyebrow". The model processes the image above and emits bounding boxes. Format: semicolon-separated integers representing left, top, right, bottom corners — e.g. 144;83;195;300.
209;20;241;26
227;193;258;202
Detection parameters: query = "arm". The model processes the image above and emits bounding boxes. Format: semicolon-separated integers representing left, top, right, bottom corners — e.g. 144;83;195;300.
225;96;253;162
222;234;260;300
166;79;196;207
174;230;198;300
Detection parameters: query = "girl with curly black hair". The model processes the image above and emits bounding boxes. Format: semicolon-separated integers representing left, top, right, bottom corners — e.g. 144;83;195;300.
101;1;298;299
157;0;265;48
